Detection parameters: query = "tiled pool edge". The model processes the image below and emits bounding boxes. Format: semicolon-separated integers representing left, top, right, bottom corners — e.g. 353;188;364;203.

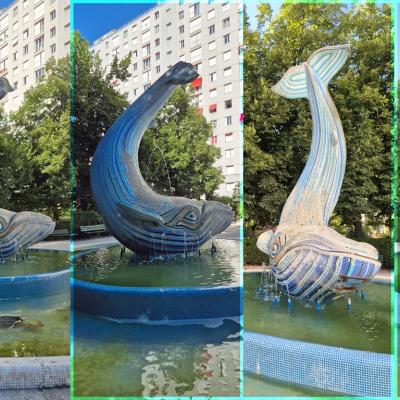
0;356;69;390
244;331;391;397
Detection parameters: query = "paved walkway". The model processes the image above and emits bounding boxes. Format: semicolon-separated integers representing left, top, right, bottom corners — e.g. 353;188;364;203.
30;221;240;252
244;264;392;283
0;389;69;400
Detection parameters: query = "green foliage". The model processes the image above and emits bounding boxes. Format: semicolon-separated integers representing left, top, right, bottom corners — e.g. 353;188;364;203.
10;57;70;220
363;237;391;269
244;4;391;238
212;184;240;218
73;31;131;211
74;210;103;227
139;87;223;199
244;237;269;265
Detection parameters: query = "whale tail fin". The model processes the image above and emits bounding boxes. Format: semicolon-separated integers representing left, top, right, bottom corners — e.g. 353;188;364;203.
271;45;350;99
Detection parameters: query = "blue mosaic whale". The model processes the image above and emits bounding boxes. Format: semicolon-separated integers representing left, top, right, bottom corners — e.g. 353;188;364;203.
91;62;234;255
257;45;381;302
0;77;55;261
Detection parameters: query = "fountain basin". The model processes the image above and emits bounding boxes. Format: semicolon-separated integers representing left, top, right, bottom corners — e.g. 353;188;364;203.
73;240;241;321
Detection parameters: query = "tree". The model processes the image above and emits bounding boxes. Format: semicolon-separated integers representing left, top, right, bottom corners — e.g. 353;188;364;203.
139;87;223;199
11;57;70;220
244;4;391;238
72;31;131;211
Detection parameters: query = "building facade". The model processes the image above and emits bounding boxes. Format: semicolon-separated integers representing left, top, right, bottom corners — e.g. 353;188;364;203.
0;0;70;113
91;2;242;197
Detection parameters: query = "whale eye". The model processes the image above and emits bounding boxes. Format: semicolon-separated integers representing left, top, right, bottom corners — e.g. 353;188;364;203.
271;243;279;257
184;211;198;222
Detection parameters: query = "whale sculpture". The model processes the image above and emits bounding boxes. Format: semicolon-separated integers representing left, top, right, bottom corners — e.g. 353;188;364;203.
0;77;55;261
91;62;234;256
257;45;381;303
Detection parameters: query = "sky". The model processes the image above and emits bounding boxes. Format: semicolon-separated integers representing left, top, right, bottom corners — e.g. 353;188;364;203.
74;3;155;45
246;1;281;29
0;0;14;8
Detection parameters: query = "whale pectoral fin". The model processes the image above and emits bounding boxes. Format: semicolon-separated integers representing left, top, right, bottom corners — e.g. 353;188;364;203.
272;45;350;100
257;230;274;255
116;203;165;226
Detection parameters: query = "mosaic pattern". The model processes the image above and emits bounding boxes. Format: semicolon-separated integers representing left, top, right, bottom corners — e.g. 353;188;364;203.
91;62;233;256
244;331;391;397
257;45;381;302
0;209;55;261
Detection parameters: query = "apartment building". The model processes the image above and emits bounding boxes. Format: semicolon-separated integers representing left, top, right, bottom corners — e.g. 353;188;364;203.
0;0;70;113
92;2;242;197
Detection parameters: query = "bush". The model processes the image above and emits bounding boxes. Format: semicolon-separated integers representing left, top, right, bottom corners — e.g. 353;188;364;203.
74;210;103;228
244;237;269;265
212;195;240;219
361;237;391;269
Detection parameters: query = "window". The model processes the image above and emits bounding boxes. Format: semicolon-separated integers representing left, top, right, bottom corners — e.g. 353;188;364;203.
50;43;56;54
226;182;235;192
211;135;217;145
142;44;150;56
179;11;184;20
225;132;233;142
13;6;18;17
13;22;18;32
190;32;201;48
209;88;217;98
133;63;137;71
225;99;232;109
12;36;18;47
189;3;200;18
35;67;45;82
23;76;28;85
34;2;45;19
223;50;232;61
142;30;151;43
132;50;137;58
224;83;233;93
144;83;151;91
209;56;216;67
23;29;28;40
156;65;160;73
143;70;151;83
0;30;8;43
35;36;44;52
143;57;151;70
209;103;217;113
34;51;43;68
133;76;138;83
225;116;232;126
132;25;137;34
223;17;230;28
123;29;128;39
224;66;232;77
179;25;184;34
189;17;201;33
208;41;216;51
190;47;202;62
210;120;217;128
23;13;29;24
155;52;160;60
13;81;17;90
142;17;151;31
0;16;8;31
209;72;216;82
155;38;160;46
209;25;215;35
34;19;44;35
112;48;119;57
132;37;138;46
23;60;29;70
23;0;28;9
50;27;56;38
222;3;230;12
105;41;109;49
225;149;234;158
194;94;203;106
0;44;7;60
112;36;119;48
179;40;184;49
123;42;128;50
155;25;159;33
50;10;56;20
166;22;172;27
154;11;159;20
208;9;215;19
179;54;185;61
12;51;17;61
224;33;230;44
23;44;28;55
226;165;235;175
0;58;7;71
193;62;202;72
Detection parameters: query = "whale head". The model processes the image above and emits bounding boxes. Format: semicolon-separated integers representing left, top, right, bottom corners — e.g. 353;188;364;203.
164;62;199;85
0;77;14;100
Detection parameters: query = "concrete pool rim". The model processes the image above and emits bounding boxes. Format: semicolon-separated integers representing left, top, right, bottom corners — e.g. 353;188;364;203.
244;330;391;397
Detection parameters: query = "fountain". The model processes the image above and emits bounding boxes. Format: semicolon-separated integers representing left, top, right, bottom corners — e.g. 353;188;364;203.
73;63;240;396
244;46;391;397
256;45;381;303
